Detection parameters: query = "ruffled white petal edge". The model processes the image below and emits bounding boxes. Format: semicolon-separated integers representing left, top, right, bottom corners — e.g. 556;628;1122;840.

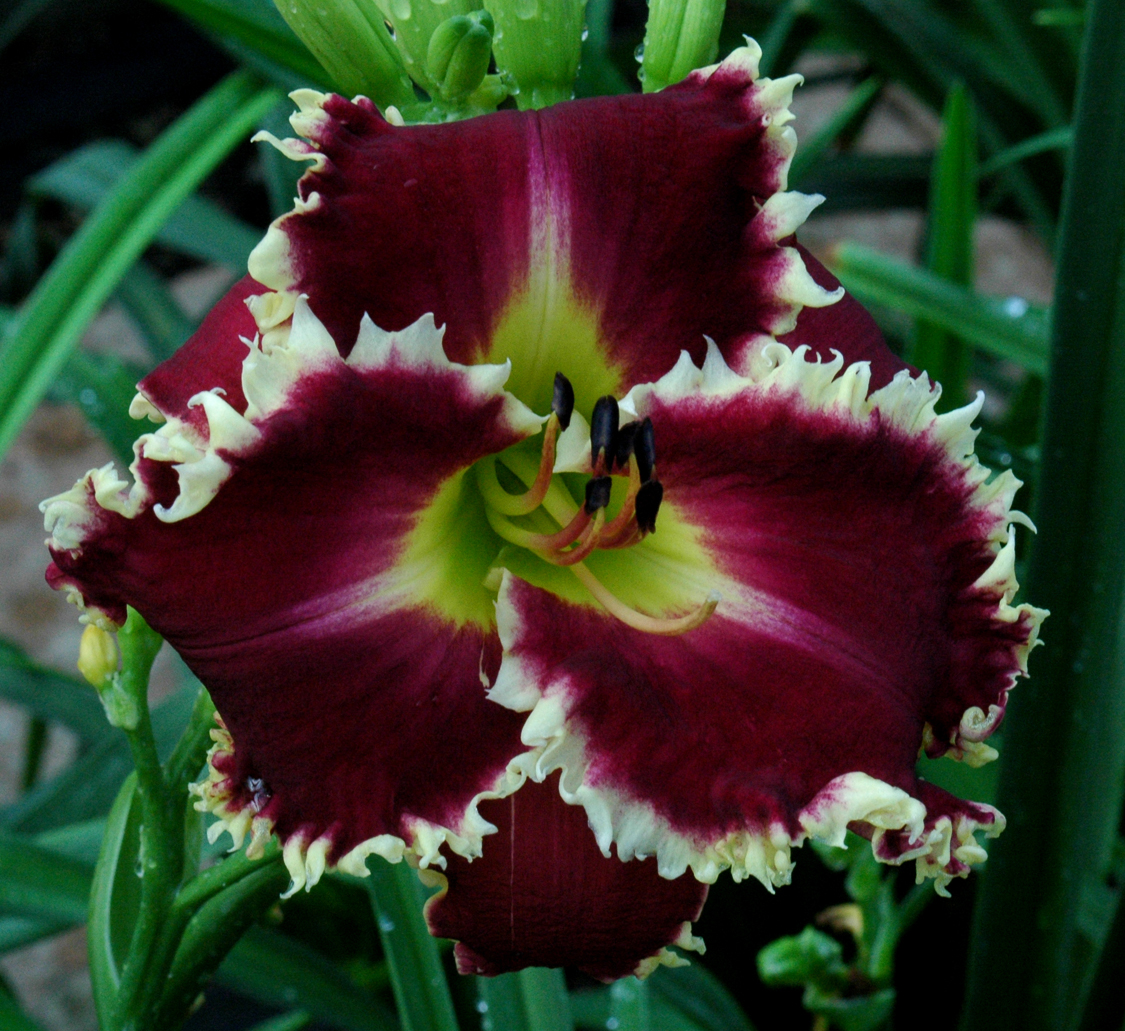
191;717;546;897
491;341;1047;895
40;298;543;629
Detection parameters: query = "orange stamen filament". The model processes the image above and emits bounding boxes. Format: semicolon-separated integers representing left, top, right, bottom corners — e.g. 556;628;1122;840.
537;510;606;566
481;415;560;516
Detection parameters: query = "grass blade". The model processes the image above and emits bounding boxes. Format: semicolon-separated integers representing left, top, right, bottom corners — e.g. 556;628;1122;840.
366;860;459;1031
27;140;264;271
0;71;281;462
962;1;1125;1028
0;832;92;924
979;125;1073;177
828;242;1049;375
909;83;978;408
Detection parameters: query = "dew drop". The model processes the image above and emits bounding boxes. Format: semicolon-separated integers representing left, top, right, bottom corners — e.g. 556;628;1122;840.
580;25;588;39
378;915;396;932
633;43;644;61
606;1020;620;1030
389;0;411;21
79;388;97;407
1003;295;1030;318
514;0;538;19
481;1020;493;1031
476;1002;489;1014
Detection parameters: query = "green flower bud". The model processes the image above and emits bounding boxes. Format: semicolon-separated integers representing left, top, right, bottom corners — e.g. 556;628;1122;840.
426;11;495;101
756;926;850;989
640;0;726;92
375;0;480;95
272;0;416;108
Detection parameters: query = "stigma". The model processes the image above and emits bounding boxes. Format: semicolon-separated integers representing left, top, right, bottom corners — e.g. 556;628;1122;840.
478;374;718;636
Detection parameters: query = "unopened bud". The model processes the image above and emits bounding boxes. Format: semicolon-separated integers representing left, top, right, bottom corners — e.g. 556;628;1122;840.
640;0;726;93
427;11;495;101
78;624;118;689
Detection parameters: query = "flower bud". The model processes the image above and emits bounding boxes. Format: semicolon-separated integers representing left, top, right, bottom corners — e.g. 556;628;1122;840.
426;11;495;101
272;0;416;108
640;0;726;93
78;624;118;689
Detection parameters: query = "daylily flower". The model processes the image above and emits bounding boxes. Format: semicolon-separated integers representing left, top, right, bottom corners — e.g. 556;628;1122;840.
41;42;1045;980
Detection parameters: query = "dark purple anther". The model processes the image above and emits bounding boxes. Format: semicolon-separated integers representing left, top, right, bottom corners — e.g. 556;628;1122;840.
634;418;656;483
552;373;575;431
635;479;663;533
613;422;639;472
590;396;619;465
584;476;613;514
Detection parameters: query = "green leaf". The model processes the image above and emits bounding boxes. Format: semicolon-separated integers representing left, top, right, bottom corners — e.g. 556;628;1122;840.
217;925;397;1031
789;75;883;186
979;125;1073;177
0;832;92;924
0;637;112;746
798;154;931;213
0;71;281;462
0;917;70;955
909;82;978;408
27;140;263;272
0;684;198;834
246;1013;313;1031
607;978;650;1031
829;242;1050;375
155;862;294;1028
0;992;48;1031
517;968;573;1031
963;2;1125;1029
476;970;574;1031
365;860;459;1031
647;963;756;1031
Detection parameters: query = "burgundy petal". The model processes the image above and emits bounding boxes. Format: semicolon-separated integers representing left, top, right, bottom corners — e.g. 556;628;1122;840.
424;777;708;981
43;301;543;880
492;344;1044;894
248;47;879;414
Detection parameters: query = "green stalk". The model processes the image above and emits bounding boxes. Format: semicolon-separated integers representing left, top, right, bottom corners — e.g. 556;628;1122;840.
105;612;179;1031
962;1;1125;1028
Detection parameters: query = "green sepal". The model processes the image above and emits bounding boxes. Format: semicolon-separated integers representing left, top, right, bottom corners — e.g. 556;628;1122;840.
87;773;143;1030
639;0;726;93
